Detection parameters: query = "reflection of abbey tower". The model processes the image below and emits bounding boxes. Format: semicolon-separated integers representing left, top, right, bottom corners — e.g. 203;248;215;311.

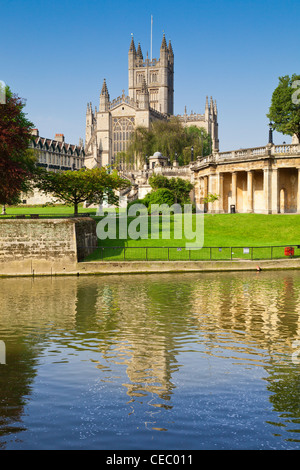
84;33;219;169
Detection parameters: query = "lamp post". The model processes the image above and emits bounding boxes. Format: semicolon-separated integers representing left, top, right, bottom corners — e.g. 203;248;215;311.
269;122;274;144
191;146;194;162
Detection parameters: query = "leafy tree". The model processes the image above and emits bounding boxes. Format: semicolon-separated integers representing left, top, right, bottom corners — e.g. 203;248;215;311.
34;167;130;215
144;188;176;214
167;177;194;204
148;174;170;190
0;86;36;208
126;118;212;166
149;174;194;204
267;74;300;141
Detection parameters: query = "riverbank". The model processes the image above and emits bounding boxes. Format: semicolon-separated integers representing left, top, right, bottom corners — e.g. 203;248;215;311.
1;258;300;277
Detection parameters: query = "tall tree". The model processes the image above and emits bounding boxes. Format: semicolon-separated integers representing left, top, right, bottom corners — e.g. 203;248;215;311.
0;86;35;207
126;118;212;166
267;74;300;141
34;167;131;215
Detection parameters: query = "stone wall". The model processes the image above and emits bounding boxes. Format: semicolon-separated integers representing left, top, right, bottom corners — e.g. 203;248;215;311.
0;218;97;275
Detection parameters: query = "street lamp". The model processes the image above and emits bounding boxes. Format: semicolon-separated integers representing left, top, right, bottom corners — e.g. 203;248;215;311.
269;122;273;144
191;146;194;162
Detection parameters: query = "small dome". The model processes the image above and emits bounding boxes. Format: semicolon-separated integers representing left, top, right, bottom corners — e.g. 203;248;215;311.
153;151;163;157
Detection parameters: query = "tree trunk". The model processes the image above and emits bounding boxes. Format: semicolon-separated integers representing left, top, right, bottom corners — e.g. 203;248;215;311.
74;202;79;216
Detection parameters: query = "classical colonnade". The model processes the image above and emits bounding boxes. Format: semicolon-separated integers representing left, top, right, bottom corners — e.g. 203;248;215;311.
194;145;300;214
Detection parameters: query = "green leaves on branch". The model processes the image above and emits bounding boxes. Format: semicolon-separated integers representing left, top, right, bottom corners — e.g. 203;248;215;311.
203;193;219;204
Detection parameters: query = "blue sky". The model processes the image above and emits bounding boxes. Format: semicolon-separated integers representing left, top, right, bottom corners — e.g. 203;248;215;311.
1;0;299;151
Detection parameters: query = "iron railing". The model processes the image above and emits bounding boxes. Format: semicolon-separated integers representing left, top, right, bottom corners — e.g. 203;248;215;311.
82;245;300;262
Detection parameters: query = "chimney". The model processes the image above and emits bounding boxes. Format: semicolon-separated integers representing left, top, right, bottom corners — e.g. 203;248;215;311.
31;129;39;136
55;133;65;143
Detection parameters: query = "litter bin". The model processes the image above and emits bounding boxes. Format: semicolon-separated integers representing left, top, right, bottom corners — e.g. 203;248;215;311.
284;247;294;257
230;205;236;214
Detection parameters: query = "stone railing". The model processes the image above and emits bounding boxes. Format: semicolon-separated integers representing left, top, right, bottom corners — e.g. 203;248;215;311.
177;113;206;123
193;143;300;168
273;144;298;154
121;165;192;182
217;146;267;160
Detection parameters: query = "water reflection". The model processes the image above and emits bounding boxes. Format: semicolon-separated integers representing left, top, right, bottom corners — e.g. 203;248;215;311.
0;271;300;449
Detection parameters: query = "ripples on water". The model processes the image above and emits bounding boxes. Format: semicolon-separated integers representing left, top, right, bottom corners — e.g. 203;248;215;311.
0;271;300;449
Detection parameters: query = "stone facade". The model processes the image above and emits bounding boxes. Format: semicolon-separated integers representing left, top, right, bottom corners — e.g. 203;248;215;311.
84;34;219;169
192;142;300;214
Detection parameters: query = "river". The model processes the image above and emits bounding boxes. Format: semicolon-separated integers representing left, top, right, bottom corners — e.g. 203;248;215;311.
0;271;300;450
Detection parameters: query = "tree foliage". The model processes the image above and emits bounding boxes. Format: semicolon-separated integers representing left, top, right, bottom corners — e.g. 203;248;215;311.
34;167;131;215
0;86;36;205
145;188;176;206
126;118;212;166
267;74;300;141
149;174;194;204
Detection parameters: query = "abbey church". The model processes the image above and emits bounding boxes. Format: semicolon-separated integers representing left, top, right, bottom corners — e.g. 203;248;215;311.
84;34;219;169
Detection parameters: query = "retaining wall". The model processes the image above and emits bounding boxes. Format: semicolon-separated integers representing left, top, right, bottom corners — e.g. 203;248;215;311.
0;218;97;275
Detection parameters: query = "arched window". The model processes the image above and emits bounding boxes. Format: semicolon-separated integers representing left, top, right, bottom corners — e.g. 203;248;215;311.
113;117;135;156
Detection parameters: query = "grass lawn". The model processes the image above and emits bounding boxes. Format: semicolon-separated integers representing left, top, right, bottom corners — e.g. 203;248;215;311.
2;206;300;261
1;204;97;217
86;213;300;261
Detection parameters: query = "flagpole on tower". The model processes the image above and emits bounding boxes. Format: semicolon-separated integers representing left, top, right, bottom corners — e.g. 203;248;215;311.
150;15;153;61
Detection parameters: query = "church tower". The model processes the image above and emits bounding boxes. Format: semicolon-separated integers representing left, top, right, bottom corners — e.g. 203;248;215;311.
128;33;174;115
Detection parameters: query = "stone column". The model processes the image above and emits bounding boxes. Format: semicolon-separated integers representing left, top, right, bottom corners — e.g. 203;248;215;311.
297;169;300;213
208;174;218;212
271;168;279;214
263;168;272;214
204;175;209;212
247;170;254;213
218;173;224;213
231;172;237;209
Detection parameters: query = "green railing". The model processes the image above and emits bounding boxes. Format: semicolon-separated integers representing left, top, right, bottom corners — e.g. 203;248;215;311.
82;245;300;262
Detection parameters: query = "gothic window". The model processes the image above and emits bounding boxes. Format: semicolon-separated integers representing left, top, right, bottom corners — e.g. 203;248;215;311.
113;117;135;155
149;89;158;110
150;72;158;83
137;73;144;84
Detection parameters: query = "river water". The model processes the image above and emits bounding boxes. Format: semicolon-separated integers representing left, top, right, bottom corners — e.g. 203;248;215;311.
0;271;300;450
